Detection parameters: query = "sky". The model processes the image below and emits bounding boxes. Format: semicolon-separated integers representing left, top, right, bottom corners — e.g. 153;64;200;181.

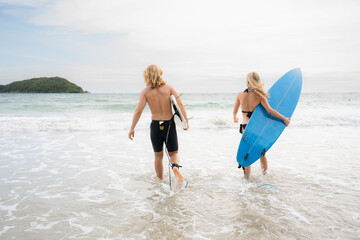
0;0;359;93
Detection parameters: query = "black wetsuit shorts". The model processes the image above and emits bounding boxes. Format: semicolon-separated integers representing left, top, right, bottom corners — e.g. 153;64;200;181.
150;119;178;152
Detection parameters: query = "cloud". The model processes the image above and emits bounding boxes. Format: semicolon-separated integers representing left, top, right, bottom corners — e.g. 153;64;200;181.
1;0;359;92
25;1;360;66
0;0;50;8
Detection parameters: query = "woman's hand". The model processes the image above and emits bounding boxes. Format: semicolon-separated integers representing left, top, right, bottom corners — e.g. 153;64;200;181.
128;129;135;140
283;118;290;127
234;116;239;123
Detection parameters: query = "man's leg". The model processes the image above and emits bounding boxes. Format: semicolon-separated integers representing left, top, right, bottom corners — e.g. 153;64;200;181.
154;151;164;180
168;151;183;185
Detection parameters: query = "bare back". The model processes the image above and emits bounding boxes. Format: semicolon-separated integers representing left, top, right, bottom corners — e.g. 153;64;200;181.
238;90;261;124
144;83;174;120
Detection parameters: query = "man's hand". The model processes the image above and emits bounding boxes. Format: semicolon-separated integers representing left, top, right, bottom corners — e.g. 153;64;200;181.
128;129;135;140
183;121;189;131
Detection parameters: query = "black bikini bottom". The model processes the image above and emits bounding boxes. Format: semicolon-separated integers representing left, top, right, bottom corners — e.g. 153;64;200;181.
239;124;247;134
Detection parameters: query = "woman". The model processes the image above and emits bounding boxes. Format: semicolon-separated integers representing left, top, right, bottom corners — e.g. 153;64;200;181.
233;72;290;180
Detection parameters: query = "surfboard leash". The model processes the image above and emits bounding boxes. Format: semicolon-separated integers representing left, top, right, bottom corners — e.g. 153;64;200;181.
164;114;190;190
241;166;278;189
164;115;174;190
258;184;278;189
165;94;191;190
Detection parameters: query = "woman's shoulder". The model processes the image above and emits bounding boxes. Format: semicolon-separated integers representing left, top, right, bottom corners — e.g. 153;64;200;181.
258;95;268;103
237;90;244;96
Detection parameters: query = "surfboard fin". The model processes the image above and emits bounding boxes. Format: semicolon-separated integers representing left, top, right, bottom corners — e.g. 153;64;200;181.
261;148;266;156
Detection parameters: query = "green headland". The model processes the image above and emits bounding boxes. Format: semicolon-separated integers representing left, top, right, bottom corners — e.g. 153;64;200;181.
0;77;88;93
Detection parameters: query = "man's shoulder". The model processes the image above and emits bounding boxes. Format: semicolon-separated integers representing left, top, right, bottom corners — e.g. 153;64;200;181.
163;83;174;90
164;83;178;95
141;86;151;93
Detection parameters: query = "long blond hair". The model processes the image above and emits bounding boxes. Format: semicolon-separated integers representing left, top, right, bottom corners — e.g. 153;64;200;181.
247;72;269;98
143;64;166;88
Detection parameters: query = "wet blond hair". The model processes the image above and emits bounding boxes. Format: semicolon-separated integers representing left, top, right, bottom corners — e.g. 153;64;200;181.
143;64;166;88
246;72;269;98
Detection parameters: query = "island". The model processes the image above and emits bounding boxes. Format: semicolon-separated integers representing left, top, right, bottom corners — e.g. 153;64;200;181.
0;77;88;93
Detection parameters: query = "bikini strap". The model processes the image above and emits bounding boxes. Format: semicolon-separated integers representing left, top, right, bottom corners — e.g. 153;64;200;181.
241;111;253;118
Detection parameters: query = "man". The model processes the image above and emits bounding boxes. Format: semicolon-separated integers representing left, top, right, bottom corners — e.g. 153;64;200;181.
128;64;189;185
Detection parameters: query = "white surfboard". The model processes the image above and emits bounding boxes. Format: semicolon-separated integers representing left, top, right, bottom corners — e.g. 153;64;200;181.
170;95;188;129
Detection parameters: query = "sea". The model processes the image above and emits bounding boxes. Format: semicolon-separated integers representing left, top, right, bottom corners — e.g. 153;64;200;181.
0;93;359;239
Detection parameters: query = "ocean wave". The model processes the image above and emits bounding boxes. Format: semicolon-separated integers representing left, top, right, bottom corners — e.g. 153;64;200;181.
1;113;359;133
1;93;359;132
0;116;132;132
186;102;234;110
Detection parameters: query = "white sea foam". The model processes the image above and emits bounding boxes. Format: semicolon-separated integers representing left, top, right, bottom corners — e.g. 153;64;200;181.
69;224;94;236
0;202;18;217
76;187;107;203
0;112;359;133
0;226;15;236
28;220;61;230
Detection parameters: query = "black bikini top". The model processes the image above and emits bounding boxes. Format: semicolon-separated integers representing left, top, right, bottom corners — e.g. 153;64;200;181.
242;88;253;118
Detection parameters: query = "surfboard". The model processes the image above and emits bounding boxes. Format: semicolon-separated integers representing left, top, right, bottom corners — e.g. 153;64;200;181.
168;95;189;190
236;68;302;167
170;95;188;129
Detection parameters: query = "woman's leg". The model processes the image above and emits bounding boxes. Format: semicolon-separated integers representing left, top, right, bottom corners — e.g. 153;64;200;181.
260;155;268;175
244;166;251;181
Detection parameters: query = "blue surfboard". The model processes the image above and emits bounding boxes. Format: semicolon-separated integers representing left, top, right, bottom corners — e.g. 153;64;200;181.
236;68;302;167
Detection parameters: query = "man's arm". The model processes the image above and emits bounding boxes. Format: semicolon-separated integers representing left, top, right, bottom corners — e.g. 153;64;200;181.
128;90;147;140
170;86;189;130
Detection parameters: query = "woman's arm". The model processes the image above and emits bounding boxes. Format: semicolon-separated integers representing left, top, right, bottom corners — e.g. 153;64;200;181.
260;97;290;126
128;90;147;140
233;93;241;123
